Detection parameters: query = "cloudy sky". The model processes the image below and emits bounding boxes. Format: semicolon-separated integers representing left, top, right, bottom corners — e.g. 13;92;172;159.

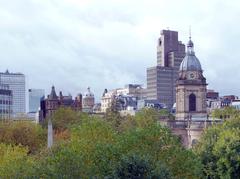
0;0;239;101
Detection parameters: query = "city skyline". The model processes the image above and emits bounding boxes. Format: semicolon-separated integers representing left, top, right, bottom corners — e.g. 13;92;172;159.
0;0;239;99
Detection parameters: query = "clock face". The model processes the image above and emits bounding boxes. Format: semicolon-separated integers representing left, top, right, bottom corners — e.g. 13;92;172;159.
188;72;196;79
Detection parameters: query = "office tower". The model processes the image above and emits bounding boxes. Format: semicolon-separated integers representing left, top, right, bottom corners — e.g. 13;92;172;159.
28;89;45;113
147;30;185;109
0;70;26;117
0;84;13;120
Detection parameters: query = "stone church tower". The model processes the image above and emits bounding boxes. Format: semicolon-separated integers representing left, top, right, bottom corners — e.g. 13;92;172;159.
176;37;207;120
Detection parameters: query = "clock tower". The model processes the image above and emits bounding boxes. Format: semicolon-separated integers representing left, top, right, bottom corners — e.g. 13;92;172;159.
176;36;207;120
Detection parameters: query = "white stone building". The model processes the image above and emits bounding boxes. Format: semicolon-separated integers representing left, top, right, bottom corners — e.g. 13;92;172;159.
82;87;95;113
101;84;146;113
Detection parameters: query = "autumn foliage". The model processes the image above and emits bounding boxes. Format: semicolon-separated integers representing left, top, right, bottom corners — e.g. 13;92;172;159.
0;107;240;178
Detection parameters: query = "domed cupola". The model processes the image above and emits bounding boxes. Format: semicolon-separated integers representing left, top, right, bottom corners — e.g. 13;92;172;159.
177;36;206;83
179;37;202;72
175;34;208;123
83;87;94;98
82;87;95;113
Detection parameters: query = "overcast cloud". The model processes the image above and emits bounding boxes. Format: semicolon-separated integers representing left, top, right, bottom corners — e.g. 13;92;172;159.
0;0;239;101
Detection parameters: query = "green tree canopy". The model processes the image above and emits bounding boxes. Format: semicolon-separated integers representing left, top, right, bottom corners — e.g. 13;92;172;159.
0;121;46;153
49;107;82;131
194;116;240;178
38;117;202;178
0;144;36;178
211;106;239;120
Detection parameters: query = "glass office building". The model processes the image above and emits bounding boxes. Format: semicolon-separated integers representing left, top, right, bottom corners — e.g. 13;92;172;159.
0;84;13;120
29;89;45;113
0;70;26;117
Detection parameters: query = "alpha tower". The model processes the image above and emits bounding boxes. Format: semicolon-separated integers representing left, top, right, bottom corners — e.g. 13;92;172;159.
147;30;185;109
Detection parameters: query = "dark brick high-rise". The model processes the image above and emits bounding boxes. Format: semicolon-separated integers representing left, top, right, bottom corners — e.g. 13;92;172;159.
147;30;185;109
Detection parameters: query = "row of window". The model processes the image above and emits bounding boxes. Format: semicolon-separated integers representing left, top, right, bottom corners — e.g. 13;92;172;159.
0;109;12;114
0;100;12;105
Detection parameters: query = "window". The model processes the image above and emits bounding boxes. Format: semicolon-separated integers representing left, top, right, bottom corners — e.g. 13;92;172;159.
189;93;196;111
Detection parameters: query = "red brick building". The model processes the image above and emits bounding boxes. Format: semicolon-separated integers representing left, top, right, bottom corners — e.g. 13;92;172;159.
39;86;82;122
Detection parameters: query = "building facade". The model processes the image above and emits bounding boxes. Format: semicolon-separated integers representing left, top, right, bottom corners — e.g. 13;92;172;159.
101;84;146;113
29;89;45;113
137;99;166;111
206;89;220;112
176;37;207;120
39;86;82;122
150;33;224;149
172;36;209;148
0;84;13;120
206;89;219;99
82;87;95;113
116;84;146;99
147;30;185;109
101;89;116;113
231;100;240;110
0;70;25;117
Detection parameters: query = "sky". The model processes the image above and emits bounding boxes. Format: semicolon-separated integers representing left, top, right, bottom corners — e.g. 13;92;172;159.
0;0;240;101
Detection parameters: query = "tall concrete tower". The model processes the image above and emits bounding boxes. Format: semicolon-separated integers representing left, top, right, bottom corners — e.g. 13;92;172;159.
147;30;185;109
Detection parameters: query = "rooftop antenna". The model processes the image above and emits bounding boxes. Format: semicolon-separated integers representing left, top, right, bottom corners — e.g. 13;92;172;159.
189;26;191;40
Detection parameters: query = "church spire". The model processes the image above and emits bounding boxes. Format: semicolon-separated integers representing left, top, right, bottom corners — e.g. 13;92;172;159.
49;86;58;100
189;26;191;40
187;27;194;54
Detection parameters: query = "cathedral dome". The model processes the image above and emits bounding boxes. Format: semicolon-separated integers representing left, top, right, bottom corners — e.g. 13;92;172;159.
179;38;202;71
179;54;202;71
83;87;94;98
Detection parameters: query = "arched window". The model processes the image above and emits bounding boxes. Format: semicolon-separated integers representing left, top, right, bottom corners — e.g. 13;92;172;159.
189;93;196;111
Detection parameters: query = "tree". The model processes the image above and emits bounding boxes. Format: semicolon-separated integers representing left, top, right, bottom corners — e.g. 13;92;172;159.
116;123;202;179
0;121;46;153
194;116;240;178
0;144;36;178
211;107;239;120
213;129;240;178
104;97;123;129
37;116;202;178
104;108;122;130
113;154;150;179
117;115;137;132
135;108;160;128
112;153;172;179
50;107;81;131
194;126;220;178
37;118;117;178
